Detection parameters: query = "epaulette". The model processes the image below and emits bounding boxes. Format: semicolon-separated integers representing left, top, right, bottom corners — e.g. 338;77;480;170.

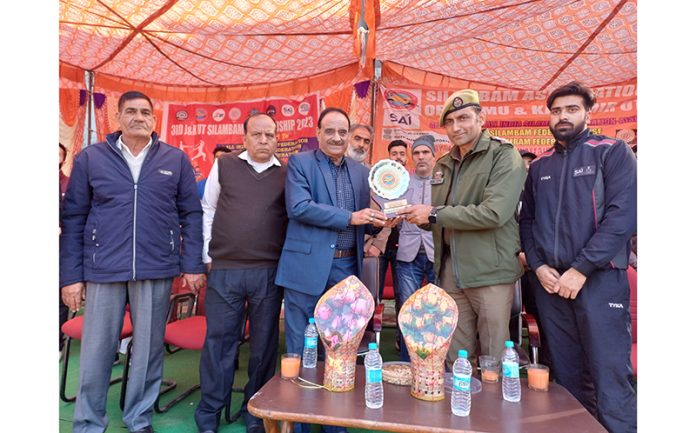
489;135;514;148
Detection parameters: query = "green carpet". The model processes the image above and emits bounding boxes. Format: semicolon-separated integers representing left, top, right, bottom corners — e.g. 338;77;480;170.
59;323;403;433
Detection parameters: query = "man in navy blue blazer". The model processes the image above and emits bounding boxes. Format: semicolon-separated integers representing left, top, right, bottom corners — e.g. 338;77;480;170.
275;108;388;433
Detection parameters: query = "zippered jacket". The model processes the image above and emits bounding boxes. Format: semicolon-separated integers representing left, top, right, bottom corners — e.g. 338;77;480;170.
430;130;527;288
60;132;205;287
519;129;637;276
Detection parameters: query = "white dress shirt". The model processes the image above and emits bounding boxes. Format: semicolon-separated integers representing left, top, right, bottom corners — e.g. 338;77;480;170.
117;135;153;182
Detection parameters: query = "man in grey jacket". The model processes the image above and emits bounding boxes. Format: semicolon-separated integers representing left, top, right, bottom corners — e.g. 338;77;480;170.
394;134;437;361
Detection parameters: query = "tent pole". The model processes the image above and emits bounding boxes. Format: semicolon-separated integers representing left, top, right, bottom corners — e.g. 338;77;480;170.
86;71;95;146
369;60;378;128
369;59;381;163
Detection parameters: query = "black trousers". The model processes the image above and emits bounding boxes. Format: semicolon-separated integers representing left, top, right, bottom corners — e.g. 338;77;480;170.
195;267;283;432
531;268;636;433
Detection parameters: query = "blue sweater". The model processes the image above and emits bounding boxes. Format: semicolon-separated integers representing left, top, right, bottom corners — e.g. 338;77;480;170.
60;132;205;287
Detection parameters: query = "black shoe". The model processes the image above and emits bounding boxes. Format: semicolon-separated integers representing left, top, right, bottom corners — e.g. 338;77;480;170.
247;425;265;433
245;413;265;433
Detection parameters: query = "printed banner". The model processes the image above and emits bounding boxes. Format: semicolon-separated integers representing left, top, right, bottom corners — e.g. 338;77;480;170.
373;82;637;166
161;94;320;181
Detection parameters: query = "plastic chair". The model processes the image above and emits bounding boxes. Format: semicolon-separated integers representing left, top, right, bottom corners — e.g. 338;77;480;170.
60;310;133;404
154;292;202;413
150;292;248;422
357;256;384;356
382;263;395;302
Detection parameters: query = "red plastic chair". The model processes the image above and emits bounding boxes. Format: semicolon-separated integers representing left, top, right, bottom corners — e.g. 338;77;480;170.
60;310;133;404
382;263;395;301
356;257;385;356
154;292;204;413
150;291;248;422
627;266;637;377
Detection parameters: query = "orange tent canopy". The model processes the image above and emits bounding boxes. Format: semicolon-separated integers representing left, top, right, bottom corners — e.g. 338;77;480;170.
60;0;637;96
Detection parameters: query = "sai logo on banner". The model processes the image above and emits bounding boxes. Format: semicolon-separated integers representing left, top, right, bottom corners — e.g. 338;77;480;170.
383;89;422;129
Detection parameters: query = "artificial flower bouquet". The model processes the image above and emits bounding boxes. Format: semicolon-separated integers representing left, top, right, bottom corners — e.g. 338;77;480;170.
313;275;375;392
398;283;458;401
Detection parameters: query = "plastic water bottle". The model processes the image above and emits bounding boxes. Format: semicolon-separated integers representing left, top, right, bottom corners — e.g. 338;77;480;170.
302;318;318;368
364;342;384;408
451;349;472;416
501;340;521;402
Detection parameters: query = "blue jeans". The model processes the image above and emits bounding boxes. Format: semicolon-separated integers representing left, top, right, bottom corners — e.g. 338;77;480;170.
395;253;435;361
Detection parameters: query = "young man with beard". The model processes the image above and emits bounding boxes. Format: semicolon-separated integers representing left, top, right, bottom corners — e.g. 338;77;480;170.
519;81;637;433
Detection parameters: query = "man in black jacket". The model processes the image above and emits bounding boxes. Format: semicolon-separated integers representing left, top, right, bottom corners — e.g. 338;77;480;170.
519;81;637;433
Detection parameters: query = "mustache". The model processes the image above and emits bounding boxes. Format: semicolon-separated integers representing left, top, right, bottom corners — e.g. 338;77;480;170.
555;122;573;127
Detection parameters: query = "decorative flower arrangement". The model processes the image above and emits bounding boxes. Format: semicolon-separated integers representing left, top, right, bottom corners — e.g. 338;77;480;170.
313;275;375;392
314;278;373;351
398;284;458;360
398;283;458;401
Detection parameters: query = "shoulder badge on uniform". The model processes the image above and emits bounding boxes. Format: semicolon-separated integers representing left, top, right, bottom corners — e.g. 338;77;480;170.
431;171;445;184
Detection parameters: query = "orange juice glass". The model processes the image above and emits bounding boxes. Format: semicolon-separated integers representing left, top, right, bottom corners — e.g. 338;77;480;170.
481;370;500;383
281;353;301;380
527;363;549;391
479;355;501;383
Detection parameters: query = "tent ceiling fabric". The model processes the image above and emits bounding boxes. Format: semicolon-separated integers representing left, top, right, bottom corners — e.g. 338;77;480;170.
60;0;637;91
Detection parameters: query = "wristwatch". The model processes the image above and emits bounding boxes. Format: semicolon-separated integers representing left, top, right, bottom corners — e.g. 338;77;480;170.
428;207;438;224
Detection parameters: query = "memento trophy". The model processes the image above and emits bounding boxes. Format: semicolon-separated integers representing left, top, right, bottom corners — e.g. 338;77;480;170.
368;159;410;216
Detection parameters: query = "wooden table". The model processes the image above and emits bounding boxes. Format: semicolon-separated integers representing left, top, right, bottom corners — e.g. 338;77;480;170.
248;363;607;433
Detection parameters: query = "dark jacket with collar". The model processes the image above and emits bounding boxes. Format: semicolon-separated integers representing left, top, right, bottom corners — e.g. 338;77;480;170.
60;131;205;287
428;129;527;288
519;129;637;276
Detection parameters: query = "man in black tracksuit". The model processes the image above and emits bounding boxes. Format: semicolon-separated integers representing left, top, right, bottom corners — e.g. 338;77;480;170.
519;81;636;433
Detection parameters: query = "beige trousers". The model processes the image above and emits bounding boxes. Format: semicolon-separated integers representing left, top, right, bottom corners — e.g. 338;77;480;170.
441;255;514;368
